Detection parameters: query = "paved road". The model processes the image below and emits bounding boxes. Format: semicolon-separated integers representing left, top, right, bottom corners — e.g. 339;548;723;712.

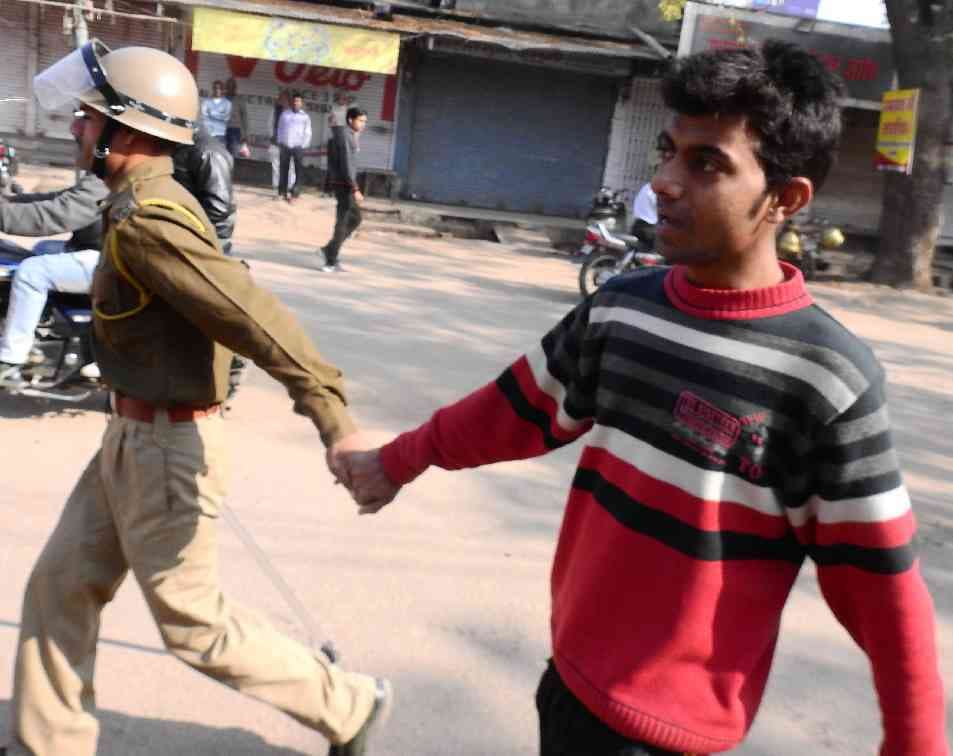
0;180;949;754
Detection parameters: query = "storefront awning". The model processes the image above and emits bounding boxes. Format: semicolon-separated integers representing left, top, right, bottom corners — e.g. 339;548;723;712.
172;0;653;62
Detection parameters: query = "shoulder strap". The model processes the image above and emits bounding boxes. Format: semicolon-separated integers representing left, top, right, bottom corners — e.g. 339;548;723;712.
94;198;208;321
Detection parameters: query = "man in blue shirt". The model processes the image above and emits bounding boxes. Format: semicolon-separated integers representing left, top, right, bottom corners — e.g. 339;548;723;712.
276;93;312;203
200;80;231;142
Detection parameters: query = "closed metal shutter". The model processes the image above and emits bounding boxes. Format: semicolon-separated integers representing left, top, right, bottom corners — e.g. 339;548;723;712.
406;53;616;218
191;52;397;170
37;3;169;140
0;1;30;135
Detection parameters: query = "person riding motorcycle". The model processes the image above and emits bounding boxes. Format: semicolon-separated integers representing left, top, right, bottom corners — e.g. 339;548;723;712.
0;165;107;387
630;182;657;247
3;39;389;756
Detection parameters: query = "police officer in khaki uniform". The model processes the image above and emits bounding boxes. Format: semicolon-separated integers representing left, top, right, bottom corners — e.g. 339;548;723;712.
3;42;389;756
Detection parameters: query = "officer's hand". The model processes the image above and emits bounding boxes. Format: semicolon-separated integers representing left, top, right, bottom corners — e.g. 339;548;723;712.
353;190;365;204
345;447;401;515
327;431;374;490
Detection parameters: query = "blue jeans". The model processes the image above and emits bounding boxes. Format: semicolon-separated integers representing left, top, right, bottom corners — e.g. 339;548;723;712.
0;245;98;364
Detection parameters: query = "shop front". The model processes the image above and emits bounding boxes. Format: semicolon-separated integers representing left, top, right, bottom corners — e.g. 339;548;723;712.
185;5;401;180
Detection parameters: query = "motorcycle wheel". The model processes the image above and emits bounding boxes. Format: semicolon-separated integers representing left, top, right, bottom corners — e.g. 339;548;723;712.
579;254;621;298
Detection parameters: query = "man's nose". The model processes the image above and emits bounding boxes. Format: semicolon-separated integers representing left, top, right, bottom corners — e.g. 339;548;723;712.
651;162;684;201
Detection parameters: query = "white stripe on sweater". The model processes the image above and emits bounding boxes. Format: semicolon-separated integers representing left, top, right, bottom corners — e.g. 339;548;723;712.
590;305;858;413
787;487;911;528
588;423;783;518
525;344;589;434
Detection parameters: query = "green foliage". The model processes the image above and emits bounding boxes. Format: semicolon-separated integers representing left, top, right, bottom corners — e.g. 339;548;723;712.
658;0;689;22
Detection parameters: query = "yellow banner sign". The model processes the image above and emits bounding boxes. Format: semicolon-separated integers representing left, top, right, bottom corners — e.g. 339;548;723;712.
874;89;920;174
191;7;400;75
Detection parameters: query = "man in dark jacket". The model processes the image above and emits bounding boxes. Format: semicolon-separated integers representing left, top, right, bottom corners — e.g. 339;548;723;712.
0;171;107;386
174;124;247;397
319;107;367;273
173;124;236;255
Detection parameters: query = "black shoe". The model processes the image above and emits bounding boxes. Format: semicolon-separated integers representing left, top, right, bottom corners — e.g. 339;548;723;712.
328;678;393;756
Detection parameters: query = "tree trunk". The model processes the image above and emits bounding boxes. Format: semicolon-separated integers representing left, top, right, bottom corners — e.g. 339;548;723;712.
869;0;953;290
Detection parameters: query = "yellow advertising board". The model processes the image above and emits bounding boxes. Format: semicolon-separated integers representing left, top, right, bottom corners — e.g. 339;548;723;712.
874;89;920;174
191;7;400;75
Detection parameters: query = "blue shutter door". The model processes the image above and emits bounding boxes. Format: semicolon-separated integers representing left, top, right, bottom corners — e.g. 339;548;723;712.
406;54;615;218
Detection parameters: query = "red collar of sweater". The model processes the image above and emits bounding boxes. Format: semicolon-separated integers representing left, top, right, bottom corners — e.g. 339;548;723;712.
663;261;812;320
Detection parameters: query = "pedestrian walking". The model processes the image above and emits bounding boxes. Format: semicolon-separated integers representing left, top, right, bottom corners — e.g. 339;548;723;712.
269;89;295;193
319;107;367;273
4;40;391;756
277;92;311;203
331;41;948;756
200;79;230;143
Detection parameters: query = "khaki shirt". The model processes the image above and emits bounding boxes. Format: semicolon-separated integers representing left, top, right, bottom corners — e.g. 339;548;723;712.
92;156;355;446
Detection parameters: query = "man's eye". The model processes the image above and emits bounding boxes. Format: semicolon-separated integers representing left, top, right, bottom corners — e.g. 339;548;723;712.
656;146;674;162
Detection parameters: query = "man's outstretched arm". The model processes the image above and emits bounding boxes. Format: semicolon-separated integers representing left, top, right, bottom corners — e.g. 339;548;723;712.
331;302;598;511
0;174;106;237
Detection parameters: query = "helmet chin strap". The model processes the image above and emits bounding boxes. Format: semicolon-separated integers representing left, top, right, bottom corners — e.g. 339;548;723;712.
91;117;119;179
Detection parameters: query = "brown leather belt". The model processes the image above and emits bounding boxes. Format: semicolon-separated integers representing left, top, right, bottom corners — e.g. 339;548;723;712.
112;392;221;423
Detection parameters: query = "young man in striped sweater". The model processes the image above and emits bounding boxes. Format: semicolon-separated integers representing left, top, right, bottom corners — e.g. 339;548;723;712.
329;41;948;755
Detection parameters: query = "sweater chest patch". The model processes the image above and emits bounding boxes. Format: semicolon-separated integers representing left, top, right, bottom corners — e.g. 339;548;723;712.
672;390;769;481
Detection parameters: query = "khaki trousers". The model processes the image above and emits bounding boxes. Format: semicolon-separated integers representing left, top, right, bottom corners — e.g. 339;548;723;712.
9;411;375;756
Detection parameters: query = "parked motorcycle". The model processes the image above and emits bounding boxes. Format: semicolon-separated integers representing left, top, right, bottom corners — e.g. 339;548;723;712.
778;216;844;281
0;138;23;196
0;239;100;401
573;187;627;258
578;222;665;298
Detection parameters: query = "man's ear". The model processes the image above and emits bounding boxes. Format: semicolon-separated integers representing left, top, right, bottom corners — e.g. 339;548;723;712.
768;177;813;224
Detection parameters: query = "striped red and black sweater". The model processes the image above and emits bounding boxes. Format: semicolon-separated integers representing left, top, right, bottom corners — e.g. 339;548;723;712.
379;262;947;755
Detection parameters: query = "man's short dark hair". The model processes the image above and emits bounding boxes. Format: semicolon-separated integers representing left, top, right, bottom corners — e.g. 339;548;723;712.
661;40;846;191
346;107;368;123
291;92;304;101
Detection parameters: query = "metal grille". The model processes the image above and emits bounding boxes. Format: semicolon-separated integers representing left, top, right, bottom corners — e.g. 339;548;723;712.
37;3;168;140
602;77;667;199
0;2;30;135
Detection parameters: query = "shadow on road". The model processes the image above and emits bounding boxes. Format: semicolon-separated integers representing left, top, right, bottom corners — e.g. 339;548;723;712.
0;699;311;755
0;619;165;658
0;390;107;419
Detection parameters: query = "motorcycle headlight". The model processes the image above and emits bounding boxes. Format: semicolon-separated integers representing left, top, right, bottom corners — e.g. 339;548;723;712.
605;218;616;229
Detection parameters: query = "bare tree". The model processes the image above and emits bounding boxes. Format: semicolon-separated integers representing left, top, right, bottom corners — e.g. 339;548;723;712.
868;0;953;289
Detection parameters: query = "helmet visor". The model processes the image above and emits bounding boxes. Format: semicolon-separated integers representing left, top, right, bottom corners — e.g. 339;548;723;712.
33;40;112;110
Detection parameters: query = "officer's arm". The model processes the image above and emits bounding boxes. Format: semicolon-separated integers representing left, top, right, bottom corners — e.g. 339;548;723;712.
0;175;106;236
118;212;356;446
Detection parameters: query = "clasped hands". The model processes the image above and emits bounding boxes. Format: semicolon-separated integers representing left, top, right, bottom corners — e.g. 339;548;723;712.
327;432;401;514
